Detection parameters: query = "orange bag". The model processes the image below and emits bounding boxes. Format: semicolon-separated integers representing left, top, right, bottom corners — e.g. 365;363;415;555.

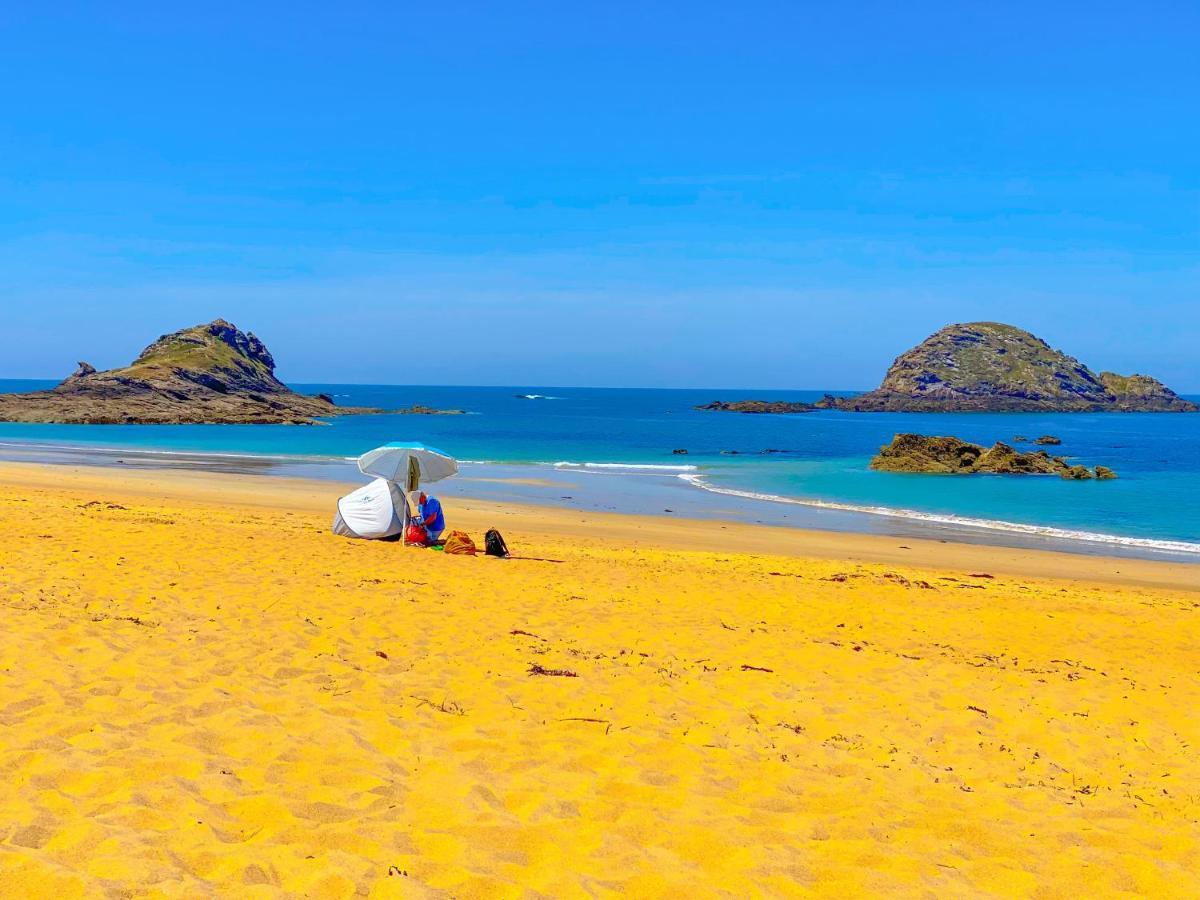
442;531;477;555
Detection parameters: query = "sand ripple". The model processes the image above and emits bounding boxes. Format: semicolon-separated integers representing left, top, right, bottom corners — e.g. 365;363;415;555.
1;474;1199;895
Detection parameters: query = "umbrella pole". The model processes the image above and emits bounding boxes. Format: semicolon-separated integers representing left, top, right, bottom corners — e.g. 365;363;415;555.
403;456;421;544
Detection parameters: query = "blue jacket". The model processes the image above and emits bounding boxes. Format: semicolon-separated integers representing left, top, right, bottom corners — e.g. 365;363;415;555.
418;497;444;532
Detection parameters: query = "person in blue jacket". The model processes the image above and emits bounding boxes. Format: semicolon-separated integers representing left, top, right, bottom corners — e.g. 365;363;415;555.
412;491;445;543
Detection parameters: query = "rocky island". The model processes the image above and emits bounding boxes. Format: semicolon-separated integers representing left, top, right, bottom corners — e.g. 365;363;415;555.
871;434;1117;480
836;322;1196;412
0;319;387;425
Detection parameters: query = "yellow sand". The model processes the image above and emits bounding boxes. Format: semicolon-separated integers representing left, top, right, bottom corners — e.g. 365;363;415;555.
0;462;1198;898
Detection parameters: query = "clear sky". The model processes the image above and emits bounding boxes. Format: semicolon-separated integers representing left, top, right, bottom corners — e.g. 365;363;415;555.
2;1;1197;389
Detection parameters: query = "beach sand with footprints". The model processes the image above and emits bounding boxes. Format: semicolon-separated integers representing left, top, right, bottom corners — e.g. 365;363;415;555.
1;462;1198;896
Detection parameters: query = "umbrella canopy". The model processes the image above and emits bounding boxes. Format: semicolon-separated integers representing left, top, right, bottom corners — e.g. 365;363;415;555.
357;442;458;491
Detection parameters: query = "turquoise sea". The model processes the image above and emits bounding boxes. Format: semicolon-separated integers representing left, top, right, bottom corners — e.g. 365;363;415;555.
2;380;1199;560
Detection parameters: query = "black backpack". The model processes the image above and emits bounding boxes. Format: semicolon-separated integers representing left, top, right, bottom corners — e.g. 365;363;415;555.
484;528;510;558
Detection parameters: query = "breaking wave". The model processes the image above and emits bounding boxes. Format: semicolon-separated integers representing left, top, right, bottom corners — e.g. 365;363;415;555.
678;473;1200;555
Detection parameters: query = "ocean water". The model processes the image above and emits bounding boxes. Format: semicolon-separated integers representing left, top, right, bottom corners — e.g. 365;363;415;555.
2;380;1199;559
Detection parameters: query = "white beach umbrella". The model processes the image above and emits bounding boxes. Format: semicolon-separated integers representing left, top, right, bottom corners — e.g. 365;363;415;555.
357;442;458;494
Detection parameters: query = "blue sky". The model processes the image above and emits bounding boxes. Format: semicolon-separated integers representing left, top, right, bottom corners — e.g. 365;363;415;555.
2;1;1197;389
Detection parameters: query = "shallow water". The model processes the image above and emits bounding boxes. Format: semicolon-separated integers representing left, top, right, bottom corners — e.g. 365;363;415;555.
2;380;1198;559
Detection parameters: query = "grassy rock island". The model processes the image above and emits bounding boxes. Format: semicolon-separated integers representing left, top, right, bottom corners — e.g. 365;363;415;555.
0;320;384;425
840;322;1196;412
703;323;1194;414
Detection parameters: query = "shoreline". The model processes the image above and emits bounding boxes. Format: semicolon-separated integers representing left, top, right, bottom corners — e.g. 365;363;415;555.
2;460;1196;592
0;436;1198;564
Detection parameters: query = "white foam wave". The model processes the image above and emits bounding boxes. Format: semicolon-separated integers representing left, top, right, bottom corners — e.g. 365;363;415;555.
549;461;698;472
678;474;1200;555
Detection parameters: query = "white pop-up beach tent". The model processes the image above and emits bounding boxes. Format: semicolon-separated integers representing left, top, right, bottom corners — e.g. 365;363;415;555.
331;443;458;540
331;477;408;540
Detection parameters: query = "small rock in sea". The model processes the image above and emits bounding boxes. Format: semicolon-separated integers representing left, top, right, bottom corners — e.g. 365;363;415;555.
1060;465;1093;480
1013;435;1029;442
870;434;1115;479
1034;435;1062;445
1095;466;1118;480
720;450;740;455
672;449;689;455
696;400;814;414
395;404;465;415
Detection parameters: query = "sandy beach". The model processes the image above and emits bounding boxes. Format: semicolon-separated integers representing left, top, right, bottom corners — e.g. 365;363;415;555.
1;460;1198;897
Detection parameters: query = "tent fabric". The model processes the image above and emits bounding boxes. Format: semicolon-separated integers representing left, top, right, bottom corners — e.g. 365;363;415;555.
332;478;407;540
357;443;458;488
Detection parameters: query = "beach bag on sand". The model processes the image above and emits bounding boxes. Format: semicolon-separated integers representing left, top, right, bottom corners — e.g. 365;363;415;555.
405;523;429;546
484;528;510;558
442;531;477;556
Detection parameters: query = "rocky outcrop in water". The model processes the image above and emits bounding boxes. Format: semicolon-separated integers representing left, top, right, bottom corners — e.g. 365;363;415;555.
836;322;1196;412
0;319;385;425
870;434;1116;480
697;400;815;414
395;405;466;415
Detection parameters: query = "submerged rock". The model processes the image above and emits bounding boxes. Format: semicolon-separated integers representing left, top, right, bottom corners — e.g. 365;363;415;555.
834;322;1197;412
870;433;1118;480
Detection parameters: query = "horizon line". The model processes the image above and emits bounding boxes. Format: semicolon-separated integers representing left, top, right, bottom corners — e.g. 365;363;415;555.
0;376;873;394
